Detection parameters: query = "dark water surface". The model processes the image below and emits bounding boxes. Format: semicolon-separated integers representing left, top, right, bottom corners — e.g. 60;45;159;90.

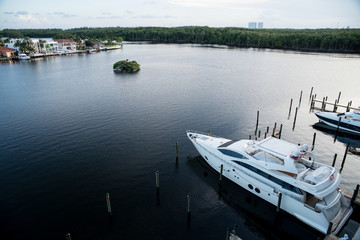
1;44;360;240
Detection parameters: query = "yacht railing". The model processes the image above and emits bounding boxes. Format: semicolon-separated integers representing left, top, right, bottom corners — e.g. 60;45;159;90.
186;130;223;138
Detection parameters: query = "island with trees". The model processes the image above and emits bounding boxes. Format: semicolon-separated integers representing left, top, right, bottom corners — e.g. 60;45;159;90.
113;59;141;73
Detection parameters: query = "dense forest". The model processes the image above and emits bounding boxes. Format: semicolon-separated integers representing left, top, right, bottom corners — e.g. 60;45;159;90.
1;27;360;53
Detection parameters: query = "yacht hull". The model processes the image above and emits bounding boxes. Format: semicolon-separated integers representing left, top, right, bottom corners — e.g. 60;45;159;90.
187;131;353;235
314;111;360;135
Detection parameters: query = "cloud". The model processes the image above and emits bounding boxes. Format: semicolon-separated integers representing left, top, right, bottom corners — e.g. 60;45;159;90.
133;15;176;19
102;12;112;15
17;14;48;24
51;11;77;18
16;11;29;15
3;11;14;15
168;0;266;8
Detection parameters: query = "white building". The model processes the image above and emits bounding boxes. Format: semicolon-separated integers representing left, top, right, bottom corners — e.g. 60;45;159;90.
248;22;257;29
258;22;264;29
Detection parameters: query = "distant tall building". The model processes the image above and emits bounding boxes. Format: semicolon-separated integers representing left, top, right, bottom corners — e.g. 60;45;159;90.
248;22;257;29
258;22;264;29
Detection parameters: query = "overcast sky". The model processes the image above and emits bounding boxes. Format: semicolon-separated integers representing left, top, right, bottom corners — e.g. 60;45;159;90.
1;0;359;29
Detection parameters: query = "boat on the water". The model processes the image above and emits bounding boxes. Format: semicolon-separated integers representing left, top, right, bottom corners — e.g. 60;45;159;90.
314;110;360;135
18;53;30;60
186;130;353;234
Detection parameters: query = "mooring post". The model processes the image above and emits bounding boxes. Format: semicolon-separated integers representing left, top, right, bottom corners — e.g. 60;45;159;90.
337;92;341;103
333;99;337;112
334;117;342;142
340;143;350;174
187;193;191;217
249;135;251;140
155;170;160;195
278;124;283;139
309;87;313;99
311;133;316;151
66;233;71;240
264;132;267;138
288;98;293;119
298;90;303;107
255;110;259;136
106;193;112;216
272;122;277;136
310;95;314;111
293;107;298;129
351;184;359;206
321;97;326;111
327;222;333;235
266;126;269;134
176;142;179;163
277;193;282;212
346;102;350;112
332;154;337;167
219;164;223;183
258;130;261;138
325;96;328;101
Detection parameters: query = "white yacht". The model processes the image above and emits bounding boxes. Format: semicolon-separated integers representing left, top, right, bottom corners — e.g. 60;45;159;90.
187;130;353;234
314;110;360;135
18;53;30;60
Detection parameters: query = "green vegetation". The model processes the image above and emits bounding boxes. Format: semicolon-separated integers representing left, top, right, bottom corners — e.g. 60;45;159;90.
1;27;360;53
113;59;141;73
14;37;35;54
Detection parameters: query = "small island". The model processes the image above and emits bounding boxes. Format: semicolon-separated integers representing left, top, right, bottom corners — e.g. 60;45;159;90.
113;59;141;73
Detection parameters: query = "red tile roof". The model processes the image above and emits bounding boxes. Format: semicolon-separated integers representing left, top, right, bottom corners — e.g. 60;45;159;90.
0;46;15;52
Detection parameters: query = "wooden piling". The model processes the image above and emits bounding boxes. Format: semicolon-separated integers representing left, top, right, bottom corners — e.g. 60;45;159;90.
176;142;179;163
298;90;303;107
277;193;282;212
325;96;328;101
278;124;283;139
249;135;251;140
187;193;191;217
255;111;259;135
337;92;341;103
106;193;112;216
66;233;72;240
258;130;261;138
333;100;337;112
321;97;326;111
334;117;342;142
264;132;267;139
272;122;277;136
219;164;223;182
310;95;314;111
266;126;269;133
346;102;350;112
293;107;298;129
351;184;360;206
311;133;316;151
332;154;337;167
340;143;350;174
155;170;160;195
288;98;293;119
309;87;313;99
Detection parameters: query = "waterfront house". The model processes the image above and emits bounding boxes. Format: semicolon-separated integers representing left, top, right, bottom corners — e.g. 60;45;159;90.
4;38;23;52
0;46;15;57
54;39;76;51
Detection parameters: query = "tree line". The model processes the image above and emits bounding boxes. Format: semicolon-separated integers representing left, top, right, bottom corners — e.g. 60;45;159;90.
1;27;360;53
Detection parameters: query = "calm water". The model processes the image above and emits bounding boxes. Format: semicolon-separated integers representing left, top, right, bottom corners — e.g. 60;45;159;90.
1;44;360;240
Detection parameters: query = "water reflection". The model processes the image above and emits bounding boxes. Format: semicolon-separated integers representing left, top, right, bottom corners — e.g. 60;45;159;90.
187;156;322;240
